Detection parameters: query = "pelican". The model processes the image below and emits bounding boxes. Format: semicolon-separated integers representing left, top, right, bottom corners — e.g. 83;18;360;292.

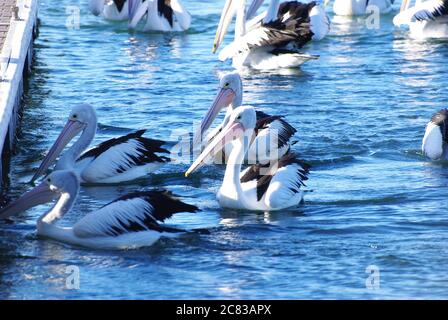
324;0;395;16
393;0;448;38
186;106;310;211
31;104;169;184
0;170;203;250
128;0;191;32
422;109;448;160
213;0;330;70
89;0;142;21
195;72;297;164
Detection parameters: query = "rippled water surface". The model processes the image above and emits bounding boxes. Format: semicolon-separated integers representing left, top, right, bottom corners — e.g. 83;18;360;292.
0;0;447;299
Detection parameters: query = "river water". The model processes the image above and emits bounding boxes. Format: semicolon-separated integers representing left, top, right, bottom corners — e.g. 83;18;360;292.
0;0;447;299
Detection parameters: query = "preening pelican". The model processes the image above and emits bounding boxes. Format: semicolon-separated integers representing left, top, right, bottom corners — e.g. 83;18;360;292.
0;170;203;250
128;0;191;32
195;72;297;164
324;0;395;16
393;0;448;38
422;109;448;160
214;0;330;70
186;106;310;211
31;104;169;184
89;0;142;21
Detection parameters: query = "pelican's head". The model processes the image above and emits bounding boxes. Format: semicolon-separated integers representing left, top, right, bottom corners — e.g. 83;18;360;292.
186;106;256;177
194;72;243;144
30;104;97;183
0;170;80;220
422;109;448;160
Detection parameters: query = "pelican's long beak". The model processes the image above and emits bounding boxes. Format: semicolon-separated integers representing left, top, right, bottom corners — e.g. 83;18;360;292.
213;0;237;53
30;120;85;183
194;87;236;145
246;0;264;20
400;0;410;12
186;120;245;177
0;182;56;219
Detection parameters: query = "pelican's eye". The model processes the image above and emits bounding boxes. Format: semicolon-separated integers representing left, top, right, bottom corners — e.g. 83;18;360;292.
224;82;230;88
236;115;242;120
47;178;51;183
72;114;77;119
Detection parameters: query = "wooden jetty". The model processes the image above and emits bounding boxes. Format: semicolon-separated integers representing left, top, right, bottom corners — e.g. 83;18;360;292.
0;0;38;186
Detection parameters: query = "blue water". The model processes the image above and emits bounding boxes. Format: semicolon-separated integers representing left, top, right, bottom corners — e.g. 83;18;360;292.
0;0;447;299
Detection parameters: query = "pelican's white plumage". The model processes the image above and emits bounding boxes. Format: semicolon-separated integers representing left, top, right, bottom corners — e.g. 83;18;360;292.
0;171;201;250
422;109;448;160
187;106;310;211
214;0;329;70
394;0;448;38
128;0;191;32
326;0;395;16
89;0;136;20
31;104;169;184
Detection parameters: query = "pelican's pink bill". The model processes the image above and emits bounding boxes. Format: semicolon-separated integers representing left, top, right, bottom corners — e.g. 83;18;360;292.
0;183;56;219
186;121;244;177
198;87;235;137
30;120;85;183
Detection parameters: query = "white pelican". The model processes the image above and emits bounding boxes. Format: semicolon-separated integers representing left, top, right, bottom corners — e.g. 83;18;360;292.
89;0;139;21
31;104;169;184
195;72;297;164
186;106;310;211
422;109;448;160
128;0;191;32
213;0;330;70
0;170;203;250
393;0;448;38
324;0;395;16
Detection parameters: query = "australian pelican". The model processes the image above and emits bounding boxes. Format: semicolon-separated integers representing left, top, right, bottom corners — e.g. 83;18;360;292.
422;109;448;160
31;104;169;184
393;0;448;38
128;0;191;32
324;0;395;16
195;72;297;164
0;170;203;250
89;0;140;20
186;106;310;211
213;0;330;70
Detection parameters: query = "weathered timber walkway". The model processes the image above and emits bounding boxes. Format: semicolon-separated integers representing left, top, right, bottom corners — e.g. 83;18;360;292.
0;0;38;186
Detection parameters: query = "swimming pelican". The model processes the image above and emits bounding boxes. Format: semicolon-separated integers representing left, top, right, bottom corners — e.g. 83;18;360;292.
214;0;330;70
31;104;169;184
186;106;310;211
195;72;297;164
0;170;202;250
324;0;395;16
89;0;142;21
422;109;448;160
128;0;191;32
393;0;448;38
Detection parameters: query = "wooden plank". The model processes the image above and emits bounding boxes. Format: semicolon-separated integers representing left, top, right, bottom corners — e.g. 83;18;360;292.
0;0;16;52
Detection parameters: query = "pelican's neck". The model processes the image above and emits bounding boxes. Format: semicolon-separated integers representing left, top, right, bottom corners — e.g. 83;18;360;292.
264;0;280;23
222;131;252;204
57;121;97;170
37;188;78;234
